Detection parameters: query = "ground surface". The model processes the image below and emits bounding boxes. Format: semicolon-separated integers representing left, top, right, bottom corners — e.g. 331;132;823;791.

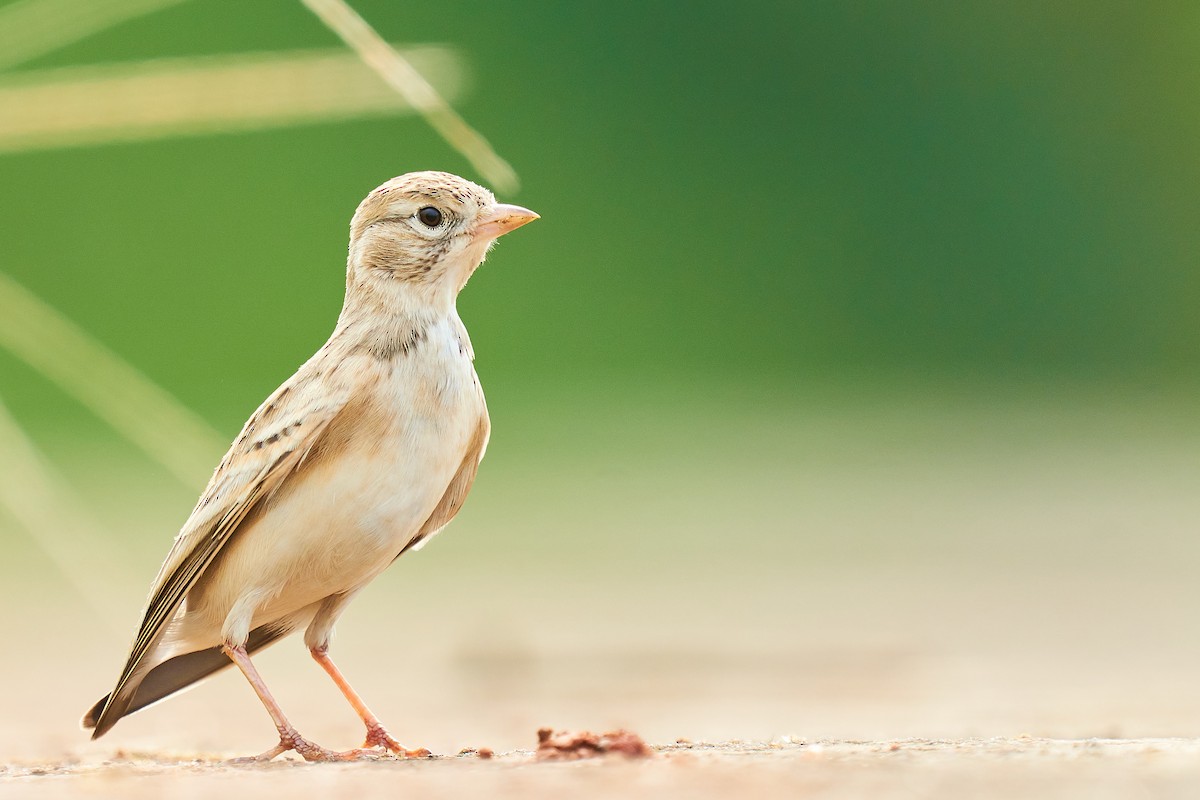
4;397;1200;797
7;738;1200;800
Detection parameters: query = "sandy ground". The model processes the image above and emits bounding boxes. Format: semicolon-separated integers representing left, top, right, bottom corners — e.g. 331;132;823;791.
6;561;1200;800
6;738;1200;800
4;398;1200;797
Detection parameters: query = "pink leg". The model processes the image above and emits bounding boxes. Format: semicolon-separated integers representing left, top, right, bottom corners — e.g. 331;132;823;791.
310;646;430;758
223;643;379;762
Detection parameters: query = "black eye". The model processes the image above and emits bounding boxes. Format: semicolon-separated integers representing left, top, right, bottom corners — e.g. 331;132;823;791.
417;206;443;227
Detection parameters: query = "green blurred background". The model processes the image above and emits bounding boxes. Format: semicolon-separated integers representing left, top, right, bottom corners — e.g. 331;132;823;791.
3;0;1200;759
5;1;1200;413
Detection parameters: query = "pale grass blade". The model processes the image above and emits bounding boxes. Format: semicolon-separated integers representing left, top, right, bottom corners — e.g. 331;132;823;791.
0;272;225;485
0;0;188;72
0;394;125;631
300;0;519;193
0;44;463;152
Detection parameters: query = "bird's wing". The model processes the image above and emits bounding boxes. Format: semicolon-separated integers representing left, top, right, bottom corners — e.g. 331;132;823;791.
93;355;361;732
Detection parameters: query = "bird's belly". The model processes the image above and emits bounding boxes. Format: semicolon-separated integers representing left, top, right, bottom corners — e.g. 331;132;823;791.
256;442;455;585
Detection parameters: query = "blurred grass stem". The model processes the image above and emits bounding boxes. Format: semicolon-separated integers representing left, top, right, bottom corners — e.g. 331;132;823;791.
0;273;225;485
0;0;188;72
0;395;124;631
0;45;463;153
300;0;520;193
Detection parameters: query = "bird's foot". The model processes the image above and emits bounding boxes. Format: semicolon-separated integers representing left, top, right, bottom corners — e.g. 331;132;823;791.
233;728;354;763
363;722;431;758
290;734;348;762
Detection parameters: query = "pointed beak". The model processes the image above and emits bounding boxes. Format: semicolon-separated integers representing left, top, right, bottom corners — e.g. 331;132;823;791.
473;203;539;241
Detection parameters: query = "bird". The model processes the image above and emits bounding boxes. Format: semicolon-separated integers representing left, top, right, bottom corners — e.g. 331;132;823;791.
81;171;538;761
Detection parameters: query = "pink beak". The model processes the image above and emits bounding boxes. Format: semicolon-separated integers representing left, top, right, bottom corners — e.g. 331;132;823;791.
473;203;540;241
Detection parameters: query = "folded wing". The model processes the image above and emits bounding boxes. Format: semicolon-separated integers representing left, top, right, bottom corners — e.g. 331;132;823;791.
85;357;358;738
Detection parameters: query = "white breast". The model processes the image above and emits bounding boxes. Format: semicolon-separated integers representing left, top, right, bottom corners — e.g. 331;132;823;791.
180;316;485;646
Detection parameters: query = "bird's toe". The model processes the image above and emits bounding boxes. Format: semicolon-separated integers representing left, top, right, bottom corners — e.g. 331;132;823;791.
363;724;431;758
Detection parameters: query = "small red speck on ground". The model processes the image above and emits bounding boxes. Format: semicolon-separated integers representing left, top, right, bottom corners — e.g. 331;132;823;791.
535;727;652;761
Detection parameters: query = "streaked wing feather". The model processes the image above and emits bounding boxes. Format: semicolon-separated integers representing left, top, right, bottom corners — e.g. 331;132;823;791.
99;362;357;721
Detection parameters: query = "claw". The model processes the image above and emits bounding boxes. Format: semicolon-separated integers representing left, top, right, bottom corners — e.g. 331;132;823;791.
363;723;431;758
230;742;288;764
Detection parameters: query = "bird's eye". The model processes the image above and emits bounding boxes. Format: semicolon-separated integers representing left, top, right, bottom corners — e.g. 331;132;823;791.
417;206;443;227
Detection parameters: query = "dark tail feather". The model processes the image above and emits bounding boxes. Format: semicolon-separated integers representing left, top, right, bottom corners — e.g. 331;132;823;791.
83;625;287;738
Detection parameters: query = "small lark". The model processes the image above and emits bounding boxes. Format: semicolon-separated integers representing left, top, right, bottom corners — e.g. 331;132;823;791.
82;171;538;761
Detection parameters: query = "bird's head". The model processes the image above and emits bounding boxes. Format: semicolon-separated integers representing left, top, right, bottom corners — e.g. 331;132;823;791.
345;171;538;309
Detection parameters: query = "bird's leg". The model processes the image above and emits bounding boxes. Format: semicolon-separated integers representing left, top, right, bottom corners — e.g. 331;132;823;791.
222;643;347;763
309;646;431;758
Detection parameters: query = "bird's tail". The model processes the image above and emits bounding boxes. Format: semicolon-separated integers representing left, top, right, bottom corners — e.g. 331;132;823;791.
83;624;286;738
